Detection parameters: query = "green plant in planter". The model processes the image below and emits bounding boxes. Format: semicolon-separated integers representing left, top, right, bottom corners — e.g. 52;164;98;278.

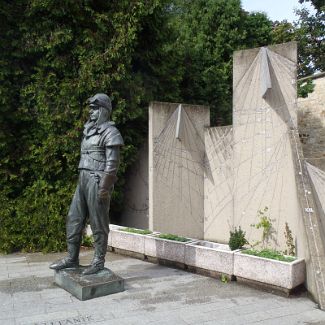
158;233;190;242
228;227;248;250
250;207;276;249
243;209;297;262
121;227;152;235
242;248;295;263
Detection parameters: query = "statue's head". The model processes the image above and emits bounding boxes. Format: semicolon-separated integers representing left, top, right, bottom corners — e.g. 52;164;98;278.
88;93;112;125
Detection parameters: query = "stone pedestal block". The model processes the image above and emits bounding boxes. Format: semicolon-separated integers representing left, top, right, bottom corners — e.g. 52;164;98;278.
54;267;124;300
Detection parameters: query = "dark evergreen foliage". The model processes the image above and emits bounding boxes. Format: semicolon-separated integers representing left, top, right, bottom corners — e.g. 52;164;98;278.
0;0;322;253
0;0;180;253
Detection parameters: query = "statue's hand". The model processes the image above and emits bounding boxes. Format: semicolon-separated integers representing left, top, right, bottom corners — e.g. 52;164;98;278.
97;173;117;203
98;188;110;203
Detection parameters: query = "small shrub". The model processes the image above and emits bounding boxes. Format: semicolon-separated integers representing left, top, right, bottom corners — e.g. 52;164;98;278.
158;233;190;242
242;248;295;262
81;234;94;248
120;227;152;235
229;226;248;250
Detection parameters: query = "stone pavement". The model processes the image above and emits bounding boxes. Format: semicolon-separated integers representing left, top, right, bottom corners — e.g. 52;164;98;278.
1;250;325;325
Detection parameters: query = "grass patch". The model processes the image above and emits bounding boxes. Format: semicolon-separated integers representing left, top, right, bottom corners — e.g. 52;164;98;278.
158;233;190;242
120;227;153;235
242;249;296;262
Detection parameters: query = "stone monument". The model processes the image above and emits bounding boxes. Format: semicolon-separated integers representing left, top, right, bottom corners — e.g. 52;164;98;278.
149;102;210;239
50;93;124;300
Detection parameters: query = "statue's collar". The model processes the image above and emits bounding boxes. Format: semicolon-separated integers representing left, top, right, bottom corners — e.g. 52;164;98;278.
97;121;115;133
83;120;115;137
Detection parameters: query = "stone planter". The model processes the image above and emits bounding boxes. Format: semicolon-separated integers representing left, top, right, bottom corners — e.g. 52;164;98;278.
234;251;306;290
108;224;123;247
144;234;194;263
110;227;155;255
185;241;235;277
86;224;123;247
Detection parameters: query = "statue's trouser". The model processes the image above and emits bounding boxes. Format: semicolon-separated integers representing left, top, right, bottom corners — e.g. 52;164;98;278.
67;169;111;266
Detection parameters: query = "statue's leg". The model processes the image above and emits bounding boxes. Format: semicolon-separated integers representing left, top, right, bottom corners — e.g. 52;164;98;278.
82;172;110;275
50;172;88;270
66;173;88;259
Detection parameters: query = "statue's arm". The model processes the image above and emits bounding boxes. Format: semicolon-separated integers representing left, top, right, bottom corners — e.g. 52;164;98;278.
98;146;120;202
104;146;120;175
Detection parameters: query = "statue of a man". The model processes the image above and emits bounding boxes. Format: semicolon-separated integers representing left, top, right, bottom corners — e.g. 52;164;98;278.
50;93;123;275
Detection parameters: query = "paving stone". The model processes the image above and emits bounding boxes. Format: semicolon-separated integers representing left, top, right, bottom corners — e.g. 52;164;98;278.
0;318;15;325
0;251;325;325
15;310;81;325
149;318;189;325
12;291;42;303
106;314;153;325
0;307;14;320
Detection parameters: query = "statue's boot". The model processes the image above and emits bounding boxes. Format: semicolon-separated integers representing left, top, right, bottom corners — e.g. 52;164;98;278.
49;243;79;270
82;254;105;275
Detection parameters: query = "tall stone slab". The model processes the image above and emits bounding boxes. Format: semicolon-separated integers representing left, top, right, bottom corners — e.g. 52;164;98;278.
232;42;301;250
120;143;149;229
149;102;210;239
204;126;234;241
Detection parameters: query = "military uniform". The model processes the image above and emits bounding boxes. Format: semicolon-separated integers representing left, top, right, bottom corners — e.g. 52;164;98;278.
50;94;123;275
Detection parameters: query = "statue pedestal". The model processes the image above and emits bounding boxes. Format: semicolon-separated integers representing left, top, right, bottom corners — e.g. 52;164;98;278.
54;267;124;300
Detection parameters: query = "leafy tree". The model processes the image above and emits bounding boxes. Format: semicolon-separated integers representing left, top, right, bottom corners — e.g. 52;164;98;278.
295;6;325;77
169;0;273;124
270;1;324;97
298;0;325;12
0;0;181;253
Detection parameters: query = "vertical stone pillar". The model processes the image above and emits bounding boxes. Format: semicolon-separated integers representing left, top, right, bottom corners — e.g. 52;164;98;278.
204;126;234;242
149;102;210;239
232;42;301;250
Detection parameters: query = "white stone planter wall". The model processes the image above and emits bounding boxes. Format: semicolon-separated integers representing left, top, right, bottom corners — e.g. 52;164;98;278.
106;225;306;291
110;227;155;255
234;252;306;289
108;224;124;247
88;224;123;247
144;234;194;263
185;241;235;276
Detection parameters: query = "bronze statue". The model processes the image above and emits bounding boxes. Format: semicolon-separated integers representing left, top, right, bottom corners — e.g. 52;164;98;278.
50;93;123;275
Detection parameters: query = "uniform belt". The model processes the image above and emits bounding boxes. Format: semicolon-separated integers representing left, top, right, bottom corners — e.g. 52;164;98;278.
81;149;105;154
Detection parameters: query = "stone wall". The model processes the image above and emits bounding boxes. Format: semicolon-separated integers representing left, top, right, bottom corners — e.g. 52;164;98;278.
298;77;325;172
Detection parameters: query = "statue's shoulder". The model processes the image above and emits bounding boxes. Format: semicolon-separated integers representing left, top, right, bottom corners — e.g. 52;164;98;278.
99;122;124;146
